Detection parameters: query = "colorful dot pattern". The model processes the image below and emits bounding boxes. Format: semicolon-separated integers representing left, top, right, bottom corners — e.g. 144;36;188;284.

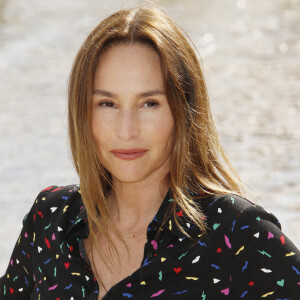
0;185;299;299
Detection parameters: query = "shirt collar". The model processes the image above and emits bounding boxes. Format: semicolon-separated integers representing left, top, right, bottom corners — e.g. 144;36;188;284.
147;189;203;240
66;188;203;242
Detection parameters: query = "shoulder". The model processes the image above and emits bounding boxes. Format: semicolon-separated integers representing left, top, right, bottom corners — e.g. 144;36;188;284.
23;184;83;228
196;193;282;238
33;184;82;209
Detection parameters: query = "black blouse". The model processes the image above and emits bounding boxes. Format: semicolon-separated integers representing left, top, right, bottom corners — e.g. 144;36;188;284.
0;185;299;299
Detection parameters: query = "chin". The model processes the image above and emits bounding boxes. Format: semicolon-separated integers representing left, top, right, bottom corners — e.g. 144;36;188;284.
111;173;146;184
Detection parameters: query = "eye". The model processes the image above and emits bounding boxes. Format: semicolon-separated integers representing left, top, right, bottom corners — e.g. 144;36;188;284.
143;100;159;108
97;101;115;108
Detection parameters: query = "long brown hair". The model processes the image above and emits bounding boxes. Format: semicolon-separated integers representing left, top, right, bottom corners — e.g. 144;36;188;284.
68;5;245;285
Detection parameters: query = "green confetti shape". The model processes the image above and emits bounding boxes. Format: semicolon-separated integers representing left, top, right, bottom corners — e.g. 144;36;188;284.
159;271;162;281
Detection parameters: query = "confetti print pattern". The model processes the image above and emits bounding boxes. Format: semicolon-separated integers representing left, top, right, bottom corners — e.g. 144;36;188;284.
0;185;299;299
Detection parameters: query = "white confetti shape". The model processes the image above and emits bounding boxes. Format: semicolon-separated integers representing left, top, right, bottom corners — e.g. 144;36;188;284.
218;208;222;213
186;223;190;228
85;275;90;281
254;232;259;238
38;246;43;253
179;238;183;242
50;207;58;213
261;268;272;273
57;226;63;232
18;288;23;292
16;259;19;264
192;256;200;264
213;278;220;283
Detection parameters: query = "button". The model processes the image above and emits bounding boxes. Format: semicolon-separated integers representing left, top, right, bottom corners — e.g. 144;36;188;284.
146;252;153;258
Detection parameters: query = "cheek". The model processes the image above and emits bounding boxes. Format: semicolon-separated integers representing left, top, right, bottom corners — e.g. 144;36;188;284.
151;115;175;149
91;115;107;147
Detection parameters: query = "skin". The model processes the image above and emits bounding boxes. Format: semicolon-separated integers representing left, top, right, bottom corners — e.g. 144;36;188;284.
92;43;175;232
88;43;176;299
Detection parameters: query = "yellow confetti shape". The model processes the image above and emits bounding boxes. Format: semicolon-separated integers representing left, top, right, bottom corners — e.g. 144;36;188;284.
63;205;69;213
33;232;36;242
6;274;10;278
235;246;245;255
161;257;166;262
169;220;172;230
44;277;46;280
23;266;29;275
71;273;81;276
261;291;274;297
78;190;81;194
56;254;59;259
140;281;146;285
186;277;199;280
286;252;295;257
41;197;46;201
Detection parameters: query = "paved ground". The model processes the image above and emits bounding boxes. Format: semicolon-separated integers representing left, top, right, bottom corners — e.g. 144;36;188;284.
0;0;299;274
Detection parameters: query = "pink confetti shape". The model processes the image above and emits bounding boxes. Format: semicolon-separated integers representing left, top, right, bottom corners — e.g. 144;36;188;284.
297;282;300;285
151;240;158;250
52;233;56;240
39;280;41;284
126;283;132;287
24;232;28;238
48;284;58;291
221;288;229;295
10;260;13;266
267;232;274;239
167;244;173;248
151;289;165;297
224;235;231;249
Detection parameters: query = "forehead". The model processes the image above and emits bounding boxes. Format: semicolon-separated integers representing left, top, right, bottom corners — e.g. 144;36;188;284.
94;43;164;91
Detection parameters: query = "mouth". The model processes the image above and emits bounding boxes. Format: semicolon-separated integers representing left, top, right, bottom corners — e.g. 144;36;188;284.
110;149;148;160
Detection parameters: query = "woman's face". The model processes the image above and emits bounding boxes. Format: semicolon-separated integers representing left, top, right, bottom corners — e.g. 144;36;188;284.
92;43;175;186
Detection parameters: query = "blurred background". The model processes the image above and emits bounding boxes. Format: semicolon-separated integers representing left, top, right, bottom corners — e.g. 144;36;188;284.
0;0;299;273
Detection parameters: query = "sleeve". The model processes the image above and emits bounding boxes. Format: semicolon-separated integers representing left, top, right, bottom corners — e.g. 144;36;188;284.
228;204;300;299
0;186;55;299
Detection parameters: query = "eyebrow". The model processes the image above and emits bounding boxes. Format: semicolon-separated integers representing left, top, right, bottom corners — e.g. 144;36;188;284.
93;89;165;99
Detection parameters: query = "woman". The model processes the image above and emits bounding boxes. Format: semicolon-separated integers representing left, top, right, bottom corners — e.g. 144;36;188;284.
1;6;299;300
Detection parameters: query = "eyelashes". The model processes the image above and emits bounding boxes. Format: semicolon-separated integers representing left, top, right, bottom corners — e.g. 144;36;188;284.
96;100;160;109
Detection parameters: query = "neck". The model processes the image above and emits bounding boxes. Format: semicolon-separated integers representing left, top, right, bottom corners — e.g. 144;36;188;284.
108;175;169;230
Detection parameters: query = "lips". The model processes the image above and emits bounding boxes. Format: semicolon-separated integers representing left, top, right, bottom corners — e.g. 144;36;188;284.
110;149;148;160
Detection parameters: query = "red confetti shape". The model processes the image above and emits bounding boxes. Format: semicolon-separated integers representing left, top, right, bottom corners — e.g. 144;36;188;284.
10;287;14;294
174;267;182;274
176;211;183;217
45;237;51;249
217;248;222;253
249;281;254;286
51;187;63;193
280;235;285;245
42;186;53;192
33;214;36;222
69;246;73;252
37;211;43;218
64;262;70;269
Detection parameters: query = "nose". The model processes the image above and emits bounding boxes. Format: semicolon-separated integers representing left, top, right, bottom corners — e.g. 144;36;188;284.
115;108;140;141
